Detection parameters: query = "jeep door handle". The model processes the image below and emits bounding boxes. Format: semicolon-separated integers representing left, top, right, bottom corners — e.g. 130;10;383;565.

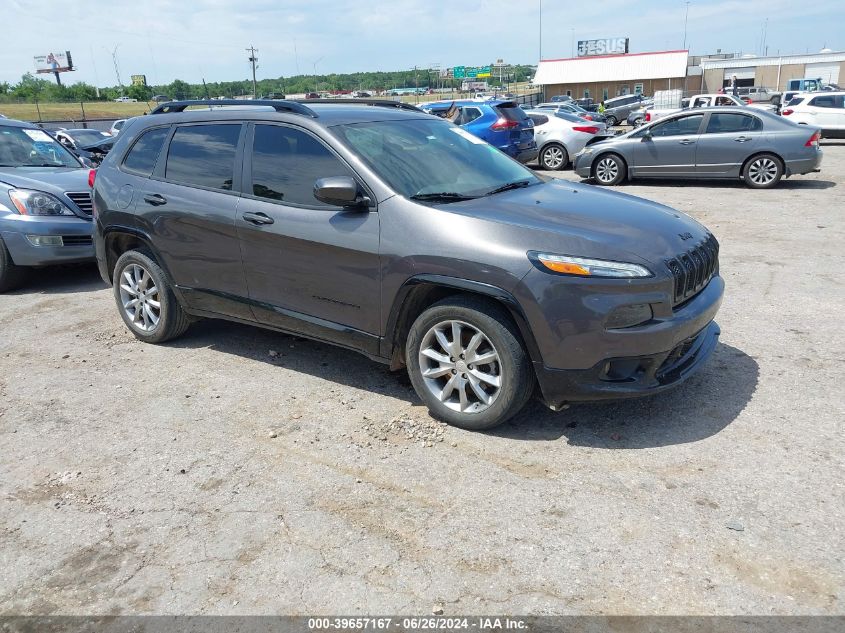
143;194;167;206
242;211;274;226
678;139;695;145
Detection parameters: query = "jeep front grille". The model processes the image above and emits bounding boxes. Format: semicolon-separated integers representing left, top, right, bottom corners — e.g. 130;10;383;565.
665;234;719;307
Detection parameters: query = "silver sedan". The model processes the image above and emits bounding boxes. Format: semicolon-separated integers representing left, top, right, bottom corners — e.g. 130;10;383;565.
573;107;823;188
525;110;612;170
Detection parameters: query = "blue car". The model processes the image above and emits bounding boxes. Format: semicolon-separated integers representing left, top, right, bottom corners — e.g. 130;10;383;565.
0;118;94;291
419;99;538;163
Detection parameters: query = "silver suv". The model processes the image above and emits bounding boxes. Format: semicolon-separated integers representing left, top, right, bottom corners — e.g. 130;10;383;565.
0;119;94;291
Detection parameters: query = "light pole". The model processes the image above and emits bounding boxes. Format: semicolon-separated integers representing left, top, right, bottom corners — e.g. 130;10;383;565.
682;1;690;50
538;0;542;61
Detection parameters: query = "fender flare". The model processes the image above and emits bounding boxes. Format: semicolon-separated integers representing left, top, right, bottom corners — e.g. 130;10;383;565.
381;274;544;366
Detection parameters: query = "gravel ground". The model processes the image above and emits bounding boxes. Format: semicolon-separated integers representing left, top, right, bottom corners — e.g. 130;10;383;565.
1;142;843;616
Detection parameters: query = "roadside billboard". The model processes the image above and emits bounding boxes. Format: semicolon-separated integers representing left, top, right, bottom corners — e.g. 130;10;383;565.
577;38;629;57
34;51;74;74
131;74;147;86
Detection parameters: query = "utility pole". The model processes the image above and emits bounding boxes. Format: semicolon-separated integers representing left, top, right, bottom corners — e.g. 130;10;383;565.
106;45;123;93
538;0;542;61
682;1;690;50
247;45;258;99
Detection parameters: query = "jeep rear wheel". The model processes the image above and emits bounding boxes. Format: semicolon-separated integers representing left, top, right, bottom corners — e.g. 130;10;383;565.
406;296;534;430
113;250;190;343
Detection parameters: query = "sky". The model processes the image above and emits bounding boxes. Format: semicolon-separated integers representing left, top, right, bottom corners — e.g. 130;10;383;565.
2;0;843;87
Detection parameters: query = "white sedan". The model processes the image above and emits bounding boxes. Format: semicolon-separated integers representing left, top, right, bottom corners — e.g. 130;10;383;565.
524;109;613;170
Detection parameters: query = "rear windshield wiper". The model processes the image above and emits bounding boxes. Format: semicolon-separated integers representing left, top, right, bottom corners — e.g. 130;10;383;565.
410;192;478;203
484;180;535;196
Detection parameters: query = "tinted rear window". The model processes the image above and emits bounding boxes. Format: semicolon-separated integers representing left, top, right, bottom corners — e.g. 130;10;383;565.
809;95;843;108
122;127;169;177
528;114;549;126
164;124;241;190
495;105;528;122
554;111;584;123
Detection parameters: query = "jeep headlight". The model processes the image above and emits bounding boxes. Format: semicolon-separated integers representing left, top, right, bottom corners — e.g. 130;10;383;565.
9;189;75;216
531;252;652;278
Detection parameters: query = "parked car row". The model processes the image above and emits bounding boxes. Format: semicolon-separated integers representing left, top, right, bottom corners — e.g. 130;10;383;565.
418;99;539;164
2;98;728;432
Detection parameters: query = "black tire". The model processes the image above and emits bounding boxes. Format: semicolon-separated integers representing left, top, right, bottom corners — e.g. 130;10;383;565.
743;153;783;189
632;118;644;129
592;153;627;186
605;115;617;127
539;143;569;171
0;236;28;293
112;250;190;343
405;296;534;430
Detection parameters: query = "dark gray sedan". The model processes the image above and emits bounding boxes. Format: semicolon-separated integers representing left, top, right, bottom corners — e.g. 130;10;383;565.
574;107;823;188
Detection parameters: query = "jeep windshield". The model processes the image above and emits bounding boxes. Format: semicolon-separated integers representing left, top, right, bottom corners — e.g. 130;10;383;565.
333;118;540;201
0;125;81;168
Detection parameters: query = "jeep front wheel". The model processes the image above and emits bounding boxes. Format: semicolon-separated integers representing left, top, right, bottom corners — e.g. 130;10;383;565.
406;296;534;430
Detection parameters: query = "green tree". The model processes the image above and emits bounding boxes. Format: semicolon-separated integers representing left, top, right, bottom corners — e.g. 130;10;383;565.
167;79;192;100
127;83;152;101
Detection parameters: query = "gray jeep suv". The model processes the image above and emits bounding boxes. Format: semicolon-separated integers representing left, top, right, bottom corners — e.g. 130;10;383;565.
93;99;724;430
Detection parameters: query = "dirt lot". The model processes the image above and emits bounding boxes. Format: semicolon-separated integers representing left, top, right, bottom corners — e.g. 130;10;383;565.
1;143;843;616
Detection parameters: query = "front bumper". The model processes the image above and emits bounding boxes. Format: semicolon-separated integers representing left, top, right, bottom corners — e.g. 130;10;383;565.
535;320;720;407
0;214;94;267
573;152;593;178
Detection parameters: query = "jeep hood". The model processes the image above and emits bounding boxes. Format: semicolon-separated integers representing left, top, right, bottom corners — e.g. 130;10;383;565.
445;179;711;266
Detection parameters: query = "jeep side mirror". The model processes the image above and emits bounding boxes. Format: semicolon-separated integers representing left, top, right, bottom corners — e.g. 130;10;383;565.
313;176;370;208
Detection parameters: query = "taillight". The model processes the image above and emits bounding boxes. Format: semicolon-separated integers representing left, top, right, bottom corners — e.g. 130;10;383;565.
805;131;820;147
88;169;96;188
572;126;600;134
781;108;794;116
490;118;519;131
743;97;752;104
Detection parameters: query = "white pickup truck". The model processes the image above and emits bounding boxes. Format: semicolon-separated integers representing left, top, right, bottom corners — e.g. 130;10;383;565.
643;93;778;124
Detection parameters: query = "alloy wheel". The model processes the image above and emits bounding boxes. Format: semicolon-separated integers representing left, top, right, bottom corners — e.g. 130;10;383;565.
748;157;778;185
119;264;161;332
542;146;565;169
595;157;619;183
418;320;502;413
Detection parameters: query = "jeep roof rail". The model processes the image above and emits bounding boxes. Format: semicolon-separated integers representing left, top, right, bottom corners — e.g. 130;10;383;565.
293;98;424;112
149;99;318;117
